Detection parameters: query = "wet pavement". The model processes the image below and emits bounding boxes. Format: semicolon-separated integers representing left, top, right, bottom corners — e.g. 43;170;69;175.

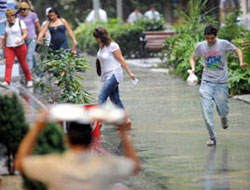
1;57;250;189
84;57;250;190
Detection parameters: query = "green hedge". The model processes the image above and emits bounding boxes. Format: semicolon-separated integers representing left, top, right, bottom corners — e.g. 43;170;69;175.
74;18;165;58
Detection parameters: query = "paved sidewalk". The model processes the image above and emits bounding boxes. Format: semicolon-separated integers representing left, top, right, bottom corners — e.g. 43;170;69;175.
233;94;250;104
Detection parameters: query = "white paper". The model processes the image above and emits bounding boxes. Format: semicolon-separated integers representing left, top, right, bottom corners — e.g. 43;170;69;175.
131;78;139;85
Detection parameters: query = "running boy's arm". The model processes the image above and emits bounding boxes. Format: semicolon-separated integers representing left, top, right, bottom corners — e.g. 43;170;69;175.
234;48;247;68
190;54;197;73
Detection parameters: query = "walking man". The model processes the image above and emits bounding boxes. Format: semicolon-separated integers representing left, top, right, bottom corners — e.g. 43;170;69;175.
190;24;246;146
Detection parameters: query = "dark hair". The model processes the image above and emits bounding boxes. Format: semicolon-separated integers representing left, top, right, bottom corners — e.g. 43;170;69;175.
204;24;218;36
48;8;60;18
150;4;156;9
66;121;92;146
93;27;112;46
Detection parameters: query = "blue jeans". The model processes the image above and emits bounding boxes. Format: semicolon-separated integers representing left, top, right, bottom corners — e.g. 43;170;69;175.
98;74;124;109
26;39;36;71
199;81;229;140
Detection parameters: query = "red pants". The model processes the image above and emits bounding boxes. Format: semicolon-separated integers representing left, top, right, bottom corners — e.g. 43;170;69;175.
4;43;32;84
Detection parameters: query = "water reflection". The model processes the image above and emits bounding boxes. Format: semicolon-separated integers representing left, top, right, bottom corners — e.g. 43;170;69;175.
203;147;230;190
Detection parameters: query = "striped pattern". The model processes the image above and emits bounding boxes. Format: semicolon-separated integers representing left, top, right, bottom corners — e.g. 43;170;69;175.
0;0;7;11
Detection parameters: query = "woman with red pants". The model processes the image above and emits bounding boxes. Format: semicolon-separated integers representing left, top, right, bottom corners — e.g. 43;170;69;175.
0;9;33;88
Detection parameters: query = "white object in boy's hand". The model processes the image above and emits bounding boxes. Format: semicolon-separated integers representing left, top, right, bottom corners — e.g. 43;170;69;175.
187;70;198;86
131;78;139;85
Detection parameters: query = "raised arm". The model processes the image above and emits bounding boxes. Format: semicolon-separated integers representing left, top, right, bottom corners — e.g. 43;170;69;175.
14;109;49;172
117;121;140;174
190;54;197;73
234;48;247;68
113;49;136;80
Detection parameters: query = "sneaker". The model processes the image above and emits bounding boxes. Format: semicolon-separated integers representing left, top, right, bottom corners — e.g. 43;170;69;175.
0;81;9;88
26;81;33;88
206;139;216;146
221;116;229;129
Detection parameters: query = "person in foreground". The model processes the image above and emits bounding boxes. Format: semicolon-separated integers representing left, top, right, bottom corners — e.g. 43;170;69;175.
190;24;246;146
14;108;140;190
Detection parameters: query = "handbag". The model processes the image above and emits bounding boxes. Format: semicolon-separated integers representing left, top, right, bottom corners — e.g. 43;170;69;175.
96;58;101;76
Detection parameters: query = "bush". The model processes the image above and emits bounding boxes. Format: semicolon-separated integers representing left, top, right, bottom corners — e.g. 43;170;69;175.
161;0;215;82
35;49;91;104
228;31;250;95
22;122;66;190
74;18;165;58
218;10;244;42
0;93;29;175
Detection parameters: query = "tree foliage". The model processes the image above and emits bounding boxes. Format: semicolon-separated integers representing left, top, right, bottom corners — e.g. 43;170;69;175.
75;18;165;58
35;47;91;104
30;0;174;28
0;93;29;175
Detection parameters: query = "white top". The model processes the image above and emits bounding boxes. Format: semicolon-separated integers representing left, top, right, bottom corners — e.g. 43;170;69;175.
97;42;123;83
128;11;143;23
41;20;51;45
144;10;160;20
23;150;134;190
5;18;26;47
86;9;108;23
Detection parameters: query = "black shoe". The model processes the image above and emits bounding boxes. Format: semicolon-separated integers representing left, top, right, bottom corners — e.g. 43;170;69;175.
221;116;229;129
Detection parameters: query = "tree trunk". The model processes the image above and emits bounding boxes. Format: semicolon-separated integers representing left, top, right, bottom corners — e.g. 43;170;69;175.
7;148;15;175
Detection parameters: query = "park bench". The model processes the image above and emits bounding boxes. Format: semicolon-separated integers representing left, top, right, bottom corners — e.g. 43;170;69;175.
140;30;175;57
